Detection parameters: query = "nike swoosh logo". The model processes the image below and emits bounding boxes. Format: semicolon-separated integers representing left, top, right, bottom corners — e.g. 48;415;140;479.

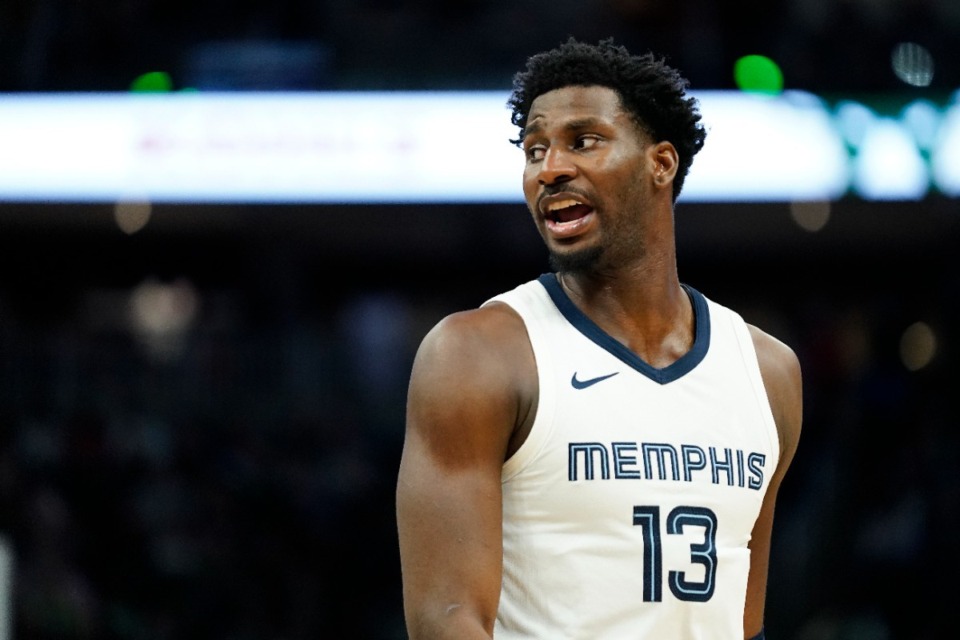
571;371;620;389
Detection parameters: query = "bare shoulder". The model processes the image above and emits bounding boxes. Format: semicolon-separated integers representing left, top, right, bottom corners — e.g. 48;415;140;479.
746;325;802;392
746;324;803;473
410;301;533;403
405;301;536;466
414;301;530;371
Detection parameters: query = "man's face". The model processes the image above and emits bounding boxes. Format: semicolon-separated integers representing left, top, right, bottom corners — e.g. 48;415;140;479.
521;85;653;274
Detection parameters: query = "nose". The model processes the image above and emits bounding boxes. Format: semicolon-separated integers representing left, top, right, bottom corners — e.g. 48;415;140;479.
537;146;577;186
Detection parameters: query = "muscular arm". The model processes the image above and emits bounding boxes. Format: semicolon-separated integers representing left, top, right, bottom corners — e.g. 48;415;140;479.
743;325;803;638
396;304;535;639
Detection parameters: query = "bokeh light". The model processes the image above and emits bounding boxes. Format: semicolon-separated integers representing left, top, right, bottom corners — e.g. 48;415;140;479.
901;100;941;152
733;55;784;95
129;278;199;362
834;100;876;149
131;71;174;93
899;321;937;371
789;200;831;232
852;118;928;199
114;201;152;235
891;42;934;87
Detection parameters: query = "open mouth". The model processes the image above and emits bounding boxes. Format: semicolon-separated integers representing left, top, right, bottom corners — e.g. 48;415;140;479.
542;198;596;237
546;199;594;224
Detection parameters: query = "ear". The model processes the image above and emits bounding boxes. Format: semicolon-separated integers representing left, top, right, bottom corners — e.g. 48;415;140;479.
649;141;679;189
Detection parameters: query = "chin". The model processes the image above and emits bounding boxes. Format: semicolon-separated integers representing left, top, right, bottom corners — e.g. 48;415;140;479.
548;245;604;273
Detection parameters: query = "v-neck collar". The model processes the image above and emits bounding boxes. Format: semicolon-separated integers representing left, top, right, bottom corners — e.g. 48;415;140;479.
537;272;710;385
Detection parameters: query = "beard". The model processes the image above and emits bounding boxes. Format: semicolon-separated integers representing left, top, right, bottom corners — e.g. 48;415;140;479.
548;244;604;274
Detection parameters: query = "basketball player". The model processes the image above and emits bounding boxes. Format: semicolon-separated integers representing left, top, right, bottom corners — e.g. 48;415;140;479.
396;38;802;639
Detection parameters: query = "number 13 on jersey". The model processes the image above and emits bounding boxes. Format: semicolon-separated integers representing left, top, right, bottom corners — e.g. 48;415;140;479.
633;505;718;603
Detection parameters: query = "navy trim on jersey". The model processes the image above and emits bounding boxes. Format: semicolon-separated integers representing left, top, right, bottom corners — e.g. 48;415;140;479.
537;272;710;385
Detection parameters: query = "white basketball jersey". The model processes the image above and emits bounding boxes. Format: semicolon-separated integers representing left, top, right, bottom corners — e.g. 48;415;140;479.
484;274;780;639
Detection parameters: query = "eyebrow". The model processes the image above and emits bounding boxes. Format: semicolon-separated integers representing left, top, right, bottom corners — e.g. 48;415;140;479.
523;116;606;140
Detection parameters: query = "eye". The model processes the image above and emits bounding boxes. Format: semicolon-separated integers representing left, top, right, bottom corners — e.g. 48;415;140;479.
573;135;601;150
525;143;546;162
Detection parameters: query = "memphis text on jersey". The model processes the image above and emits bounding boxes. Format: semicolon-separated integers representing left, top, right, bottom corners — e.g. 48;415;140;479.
568;441;766;490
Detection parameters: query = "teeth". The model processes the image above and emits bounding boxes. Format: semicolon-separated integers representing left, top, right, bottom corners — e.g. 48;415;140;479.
545;199;580;212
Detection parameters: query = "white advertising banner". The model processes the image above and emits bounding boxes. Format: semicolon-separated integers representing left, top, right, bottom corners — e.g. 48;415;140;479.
0;90;955;203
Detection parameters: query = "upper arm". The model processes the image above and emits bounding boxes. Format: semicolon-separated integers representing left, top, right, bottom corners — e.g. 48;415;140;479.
751;325;803;478
743;325;803;637
396;305;534;639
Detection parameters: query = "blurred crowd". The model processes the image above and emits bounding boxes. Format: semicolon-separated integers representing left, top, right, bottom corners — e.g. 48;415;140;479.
1;0;959;93
0;255;419;639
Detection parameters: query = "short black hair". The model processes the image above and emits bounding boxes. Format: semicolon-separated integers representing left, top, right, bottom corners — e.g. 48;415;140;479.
508;37;707;202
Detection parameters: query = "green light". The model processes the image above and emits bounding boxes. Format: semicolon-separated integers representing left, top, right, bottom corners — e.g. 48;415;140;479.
733;55;784;95
130;71;173;93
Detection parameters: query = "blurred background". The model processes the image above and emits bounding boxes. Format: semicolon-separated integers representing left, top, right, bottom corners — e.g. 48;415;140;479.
1;1;959;638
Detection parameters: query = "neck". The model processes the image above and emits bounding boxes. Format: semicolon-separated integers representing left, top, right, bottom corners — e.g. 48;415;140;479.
557;253;693;369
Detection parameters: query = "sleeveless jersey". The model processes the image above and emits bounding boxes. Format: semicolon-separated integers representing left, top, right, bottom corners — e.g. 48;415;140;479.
484;274;780;639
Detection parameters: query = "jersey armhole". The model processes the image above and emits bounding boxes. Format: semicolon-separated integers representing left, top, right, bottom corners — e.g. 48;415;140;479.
725;304;782;474
484;286;558;482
